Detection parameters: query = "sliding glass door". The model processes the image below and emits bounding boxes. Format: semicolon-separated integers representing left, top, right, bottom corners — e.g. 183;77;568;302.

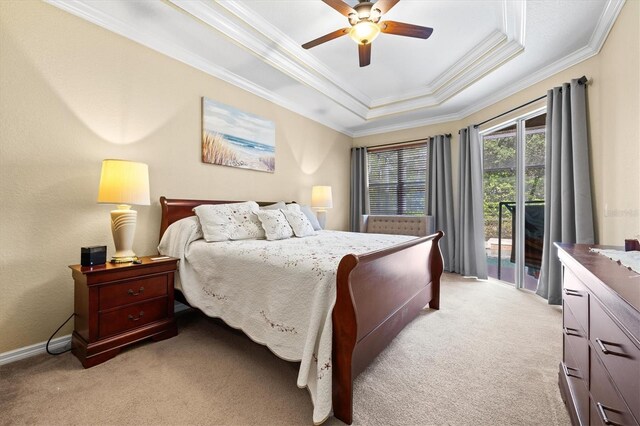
482;112;546;290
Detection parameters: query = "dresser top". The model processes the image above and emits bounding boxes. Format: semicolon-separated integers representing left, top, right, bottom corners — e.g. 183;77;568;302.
556;243;640;313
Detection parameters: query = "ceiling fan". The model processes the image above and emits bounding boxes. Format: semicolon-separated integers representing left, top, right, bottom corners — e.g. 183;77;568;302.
301;0;433;67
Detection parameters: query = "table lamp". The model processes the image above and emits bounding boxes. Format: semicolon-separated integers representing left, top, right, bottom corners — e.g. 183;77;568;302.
97;159;150;263
311;185;333;229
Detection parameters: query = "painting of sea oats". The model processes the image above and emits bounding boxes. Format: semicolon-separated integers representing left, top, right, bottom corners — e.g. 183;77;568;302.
202;97;275;173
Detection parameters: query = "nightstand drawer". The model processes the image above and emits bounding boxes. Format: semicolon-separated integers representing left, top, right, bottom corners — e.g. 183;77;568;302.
99;298;168;338
99;274;168;310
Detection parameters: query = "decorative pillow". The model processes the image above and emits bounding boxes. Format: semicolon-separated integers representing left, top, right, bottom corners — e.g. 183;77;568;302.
282;208;316;237
256;210;294;241
284;203;301;212
260;201;286;210
297;204;322;231
193;201;265;242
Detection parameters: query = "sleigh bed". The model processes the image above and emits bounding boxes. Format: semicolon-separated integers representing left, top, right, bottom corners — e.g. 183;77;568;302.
158;196;443;424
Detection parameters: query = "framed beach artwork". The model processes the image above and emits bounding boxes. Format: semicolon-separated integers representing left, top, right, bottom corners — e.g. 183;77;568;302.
202;97;276;173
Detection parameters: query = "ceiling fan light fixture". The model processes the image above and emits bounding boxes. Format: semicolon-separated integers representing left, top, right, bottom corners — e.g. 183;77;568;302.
349;21;380;45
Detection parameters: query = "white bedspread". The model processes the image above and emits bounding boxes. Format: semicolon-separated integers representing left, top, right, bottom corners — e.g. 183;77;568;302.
159;221;413;424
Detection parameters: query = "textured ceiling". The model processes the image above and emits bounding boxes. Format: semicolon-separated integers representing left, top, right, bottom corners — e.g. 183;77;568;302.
46;0;625;137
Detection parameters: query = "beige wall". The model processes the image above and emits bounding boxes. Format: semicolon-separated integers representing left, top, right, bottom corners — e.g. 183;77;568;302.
355;0;640;247
1;0;638;355
0;1;351;353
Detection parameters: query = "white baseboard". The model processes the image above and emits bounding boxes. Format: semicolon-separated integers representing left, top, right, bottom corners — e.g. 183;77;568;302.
0;335;72;366
0;303;192;366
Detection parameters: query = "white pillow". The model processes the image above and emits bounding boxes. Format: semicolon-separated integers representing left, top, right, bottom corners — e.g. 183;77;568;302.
256;210;294;241
193;201;265;242
297;204;322;231
284;203;301;212
157;216;203;259
260;201;286;210
282;209;316;237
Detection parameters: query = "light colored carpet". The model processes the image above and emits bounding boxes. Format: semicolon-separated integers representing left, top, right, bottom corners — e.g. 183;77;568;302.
0;273;569;425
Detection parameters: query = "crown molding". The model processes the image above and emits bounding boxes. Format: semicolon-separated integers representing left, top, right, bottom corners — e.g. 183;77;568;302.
45;0;624;139
215;0;373;106
588;0;625;52
349;111;463;138
369;0;525;109
367;37;524;118
44;0;355;136
212;0;526;118
349;0;624;137
170;0;370;118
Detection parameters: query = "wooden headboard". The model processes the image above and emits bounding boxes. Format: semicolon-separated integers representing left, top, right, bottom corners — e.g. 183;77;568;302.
159;196;285;241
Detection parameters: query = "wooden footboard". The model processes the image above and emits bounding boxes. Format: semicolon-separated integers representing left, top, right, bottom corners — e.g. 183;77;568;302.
332;231;444;424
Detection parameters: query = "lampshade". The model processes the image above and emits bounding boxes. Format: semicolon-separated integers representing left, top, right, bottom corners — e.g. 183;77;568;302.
349;21;381;45
311;186;333;209
97;160;150;206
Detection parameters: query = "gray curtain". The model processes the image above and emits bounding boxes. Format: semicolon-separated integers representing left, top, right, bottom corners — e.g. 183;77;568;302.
350;147;369;232
537;79;594;304
427;134;455;271
455;126;488;279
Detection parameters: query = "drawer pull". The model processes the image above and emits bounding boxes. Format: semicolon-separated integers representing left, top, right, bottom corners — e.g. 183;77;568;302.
596;402;615;425
561;362;580;379
128;287;145;296
563;327;581;337
128;311;144;321
595;338;627;357
563;288;582;297
596;338;611;354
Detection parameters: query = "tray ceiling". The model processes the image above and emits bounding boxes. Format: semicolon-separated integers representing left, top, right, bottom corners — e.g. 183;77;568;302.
45;0;625;137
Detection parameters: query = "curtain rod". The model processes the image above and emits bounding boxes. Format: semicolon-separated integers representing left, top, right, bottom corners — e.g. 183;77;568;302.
364;134;452;150
473;75;589;129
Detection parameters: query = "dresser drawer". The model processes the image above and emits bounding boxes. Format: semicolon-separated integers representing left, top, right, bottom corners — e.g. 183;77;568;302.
562;269;589;335
590;298;640;421
99;274;168;310
99;298;168;339
562;356;590;426
590;350;639;426
564;305;589;384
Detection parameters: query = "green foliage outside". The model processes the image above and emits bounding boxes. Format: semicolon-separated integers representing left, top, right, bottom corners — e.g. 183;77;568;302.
483;130;546;239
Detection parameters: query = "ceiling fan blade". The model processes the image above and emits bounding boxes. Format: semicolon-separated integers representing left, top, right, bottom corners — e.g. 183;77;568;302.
373;0;400;15
379;21;433;39
322;0;356;17
302;28;350;49
359;43;371;67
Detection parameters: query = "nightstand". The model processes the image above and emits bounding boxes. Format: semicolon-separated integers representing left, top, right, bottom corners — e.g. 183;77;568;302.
69;256;178;368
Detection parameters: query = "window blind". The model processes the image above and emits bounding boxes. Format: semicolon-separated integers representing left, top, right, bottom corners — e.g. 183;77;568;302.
367;144;427;215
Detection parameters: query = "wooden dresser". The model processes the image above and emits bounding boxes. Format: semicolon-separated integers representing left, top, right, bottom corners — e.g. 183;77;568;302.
556;244;640;425
70;256;178;368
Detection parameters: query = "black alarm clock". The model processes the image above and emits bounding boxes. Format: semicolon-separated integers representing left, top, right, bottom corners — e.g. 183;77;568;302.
81;246;107;266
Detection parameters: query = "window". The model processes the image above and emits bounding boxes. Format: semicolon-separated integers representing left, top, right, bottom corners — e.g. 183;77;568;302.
367;144;427;215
